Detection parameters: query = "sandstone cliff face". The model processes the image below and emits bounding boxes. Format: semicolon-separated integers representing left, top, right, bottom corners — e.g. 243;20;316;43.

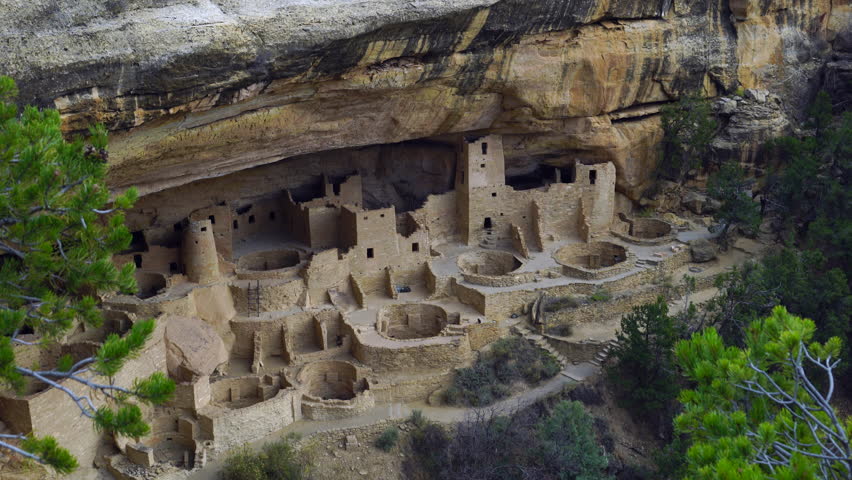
0;0;846;200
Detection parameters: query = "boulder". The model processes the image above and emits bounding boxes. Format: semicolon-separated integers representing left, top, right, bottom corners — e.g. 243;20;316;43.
689;239;718;263
682;190;720;215
165;316;228;382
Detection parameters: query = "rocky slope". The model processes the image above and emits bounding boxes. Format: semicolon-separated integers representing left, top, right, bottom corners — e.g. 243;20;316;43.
0;0;848;199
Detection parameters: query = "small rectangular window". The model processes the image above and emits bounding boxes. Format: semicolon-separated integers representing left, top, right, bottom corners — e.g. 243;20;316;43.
482;143;488;155
380;213;385;218
480;163;485;168
233;220;239;230
169;262;179;274
589;170;597;185
412;243;420;252
208;215;215;225
133;255;143;268
367;248;374;259
492;192;497;197
200;227;207;232
248;215;255;224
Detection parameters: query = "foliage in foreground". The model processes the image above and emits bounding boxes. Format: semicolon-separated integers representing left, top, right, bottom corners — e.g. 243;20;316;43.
221;435;307;480
0;75;173;473
675;307;851;479
445;336;561;407
407;401;611;480
702;248;851;378
606;297;683;422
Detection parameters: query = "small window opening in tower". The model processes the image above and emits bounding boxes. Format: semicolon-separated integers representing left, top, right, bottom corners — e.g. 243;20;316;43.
233;220;239;230
482;142;488;155
484;217;492;229
208;215;215;224
133;255;143;268
367;248;375;259
412;242;420;252
200;227;207;232
492;192;497;197
249;215;256;224
589;169;597;185
480;163;485;168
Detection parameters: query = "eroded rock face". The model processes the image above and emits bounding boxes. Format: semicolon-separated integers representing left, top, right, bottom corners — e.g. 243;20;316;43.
0;0;844;200
164;316;228;382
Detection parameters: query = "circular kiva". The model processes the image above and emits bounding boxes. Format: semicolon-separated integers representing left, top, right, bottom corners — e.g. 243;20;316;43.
376;303;448;340
456;250;522;276
554;241;628;270
237;249;302;271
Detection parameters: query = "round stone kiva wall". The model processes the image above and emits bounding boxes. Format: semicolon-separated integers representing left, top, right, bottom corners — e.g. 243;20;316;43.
554;242;628;270
237;249;301;271
299;361;360;400
457;250;522;276
376;303;448;340
630;218;672;239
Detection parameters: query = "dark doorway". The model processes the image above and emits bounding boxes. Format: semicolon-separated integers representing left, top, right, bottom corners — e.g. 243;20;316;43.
589;170;597;185
484;218;493;229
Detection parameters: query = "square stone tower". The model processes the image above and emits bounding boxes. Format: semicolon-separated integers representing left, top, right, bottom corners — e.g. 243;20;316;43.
455;134;506;245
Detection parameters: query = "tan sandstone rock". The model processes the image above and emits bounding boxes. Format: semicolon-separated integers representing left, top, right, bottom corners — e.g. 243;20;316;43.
164;315;228;382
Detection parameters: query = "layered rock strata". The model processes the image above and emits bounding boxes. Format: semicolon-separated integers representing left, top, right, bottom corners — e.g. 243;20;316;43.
0;0;846;200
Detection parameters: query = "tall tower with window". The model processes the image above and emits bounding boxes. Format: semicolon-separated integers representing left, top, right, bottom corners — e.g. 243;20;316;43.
455;134;506;245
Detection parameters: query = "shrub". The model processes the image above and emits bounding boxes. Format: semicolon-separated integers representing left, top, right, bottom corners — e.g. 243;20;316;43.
408;422;450;477
445;337;561;406
408;409;427;429
375;427;399;452
544;296;581;312
221;435;306;480
590;288;611;302
537;401;612;480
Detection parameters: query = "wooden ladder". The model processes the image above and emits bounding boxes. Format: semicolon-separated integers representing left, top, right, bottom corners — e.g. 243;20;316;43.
247;280;261;317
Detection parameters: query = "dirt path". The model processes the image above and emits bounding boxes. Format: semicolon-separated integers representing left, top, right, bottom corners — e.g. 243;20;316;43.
185;362;596;480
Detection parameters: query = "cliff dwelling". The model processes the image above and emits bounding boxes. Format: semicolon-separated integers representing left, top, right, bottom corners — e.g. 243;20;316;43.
0;131;718;476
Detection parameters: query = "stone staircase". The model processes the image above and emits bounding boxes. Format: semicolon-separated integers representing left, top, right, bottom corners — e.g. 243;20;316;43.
590;338;621;366
479;228;497;249
513;324;569;368
441;324;467;336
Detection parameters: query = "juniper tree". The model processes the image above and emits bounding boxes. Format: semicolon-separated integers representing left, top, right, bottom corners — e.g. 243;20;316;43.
659;94;718;181
675;307;851;479
707;160;761;244
0;76;174;473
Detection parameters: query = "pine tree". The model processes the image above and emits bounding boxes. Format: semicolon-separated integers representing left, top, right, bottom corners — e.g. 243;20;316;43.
0;76;174;473
659;94;718;181
606;296;682;421
675;307;851;479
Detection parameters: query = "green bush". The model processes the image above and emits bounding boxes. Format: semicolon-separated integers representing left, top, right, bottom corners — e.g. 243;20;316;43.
221;435;306;480
375;427;399;452
445;337;561;407
408;409;427;429
408;422;450;477
590;288;611;302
